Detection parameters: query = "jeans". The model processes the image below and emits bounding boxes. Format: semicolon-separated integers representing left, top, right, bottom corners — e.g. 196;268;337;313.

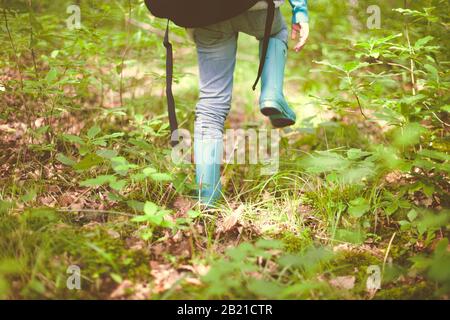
193;8;288;140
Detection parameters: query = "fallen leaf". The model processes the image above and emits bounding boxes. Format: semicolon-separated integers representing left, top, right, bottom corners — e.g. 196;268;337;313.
150;261;183;294
185;277;202;286
109;280;151;300
110;280;133;299
131;283;152;300
178;264;210;276
329;276;355;290
217;205;244;234
125;237;146;251
107;229;120;239
173;196;194;217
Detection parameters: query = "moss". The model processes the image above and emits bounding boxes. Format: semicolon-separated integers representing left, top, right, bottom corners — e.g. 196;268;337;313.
330;251;382;292
375;281;436;300
334;250;382;270
280;229;313;253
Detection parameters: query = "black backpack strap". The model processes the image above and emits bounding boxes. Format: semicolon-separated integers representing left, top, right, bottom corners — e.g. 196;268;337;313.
252;0;275;90
163;20;179;147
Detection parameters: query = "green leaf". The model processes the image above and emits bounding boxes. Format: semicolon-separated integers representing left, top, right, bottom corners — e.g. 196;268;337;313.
414;36;434;49
416;211;450;235
347;148;371;160
418;149;450;162
111;157;136;176
398;94;426;105
35;125;49;136
132;203;174;228
424;64;439;80
313;60;345;73
348;198;370;218
248;279;283;299
56;153;76;166
428;238;450;283
150;172;173;182
99;132;124;140
143;167;157;176
144;201;159;216
340;166;374;184
45;68;58;83
74;153;103;170
109;179;127;191
130;173;146;182
62;134;85;145
87;125;101;139
385;201;399;216
335;229;365;244
407;209;418;222
96;149;118;159
50;50;59;59
187;210;201;219
393;123;425;147
434;238;449;257
147;214;164;225
110;273;123;284
80;175;116;187
399;220;411;231
127;200;145;212
107;192;122;201
131;215;150;222
342;61;369;73
78;144;90;156
300;151;351;174
129;138;153;151
21;189;37;203
140;230;153;241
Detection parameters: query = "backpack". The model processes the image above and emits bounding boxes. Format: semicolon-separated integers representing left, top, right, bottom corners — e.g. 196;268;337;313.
143;0;276;146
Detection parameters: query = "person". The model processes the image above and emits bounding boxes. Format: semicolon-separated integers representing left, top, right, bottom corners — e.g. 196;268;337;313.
193;0;309;206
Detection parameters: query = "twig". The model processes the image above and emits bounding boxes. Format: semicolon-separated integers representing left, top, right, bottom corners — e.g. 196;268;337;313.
57;208;135;217
423;102;450;127
386;62;411;72
382;232;396;276
404;0;416;96
352;90;368;119
2;7;24;88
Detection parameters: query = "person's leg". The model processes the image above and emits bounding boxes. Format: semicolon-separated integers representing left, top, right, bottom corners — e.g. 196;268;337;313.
236;9;296;128
259;32;296;128
193;23;237;206
236;8;288;44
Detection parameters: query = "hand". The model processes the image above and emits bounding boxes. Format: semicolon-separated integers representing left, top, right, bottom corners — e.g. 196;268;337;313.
291;22;309;52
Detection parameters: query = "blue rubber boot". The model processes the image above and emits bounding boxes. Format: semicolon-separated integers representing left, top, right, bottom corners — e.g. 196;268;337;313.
259;37;296;128
194;138;223;207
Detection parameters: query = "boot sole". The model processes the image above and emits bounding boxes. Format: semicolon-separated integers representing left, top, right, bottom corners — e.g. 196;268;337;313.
260;101;296;128
260;106;282;116
260;100;283;116
270;117;295;128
